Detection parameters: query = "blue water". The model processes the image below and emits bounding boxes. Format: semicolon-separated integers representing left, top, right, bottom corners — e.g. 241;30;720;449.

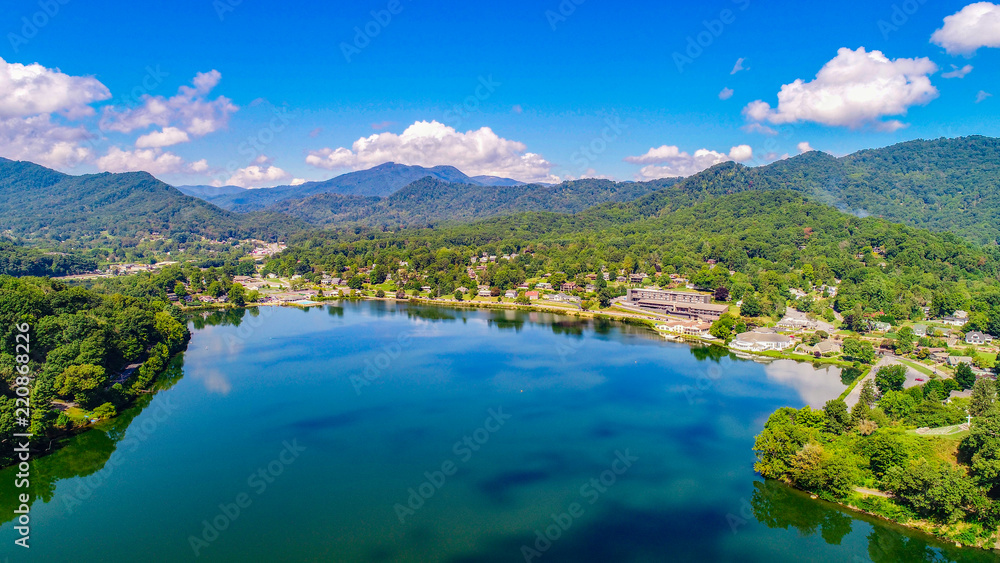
0;302;994;562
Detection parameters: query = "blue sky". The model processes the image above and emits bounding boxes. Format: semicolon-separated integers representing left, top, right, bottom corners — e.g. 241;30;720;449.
1;0;998;186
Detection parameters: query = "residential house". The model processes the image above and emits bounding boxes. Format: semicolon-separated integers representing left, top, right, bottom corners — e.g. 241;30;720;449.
912;325;927;337
941;310;970;326
562;282;578;291
947;356;974;367
802;340;842;355
478;288;492;297
966;331;994;345
870;321;892;332
504;290;517;299
629;273;646;284
525;291;540;300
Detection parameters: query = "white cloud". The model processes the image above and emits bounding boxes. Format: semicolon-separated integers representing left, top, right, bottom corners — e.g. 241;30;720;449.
976;90;993;103
290;178;307;186
797;141;815;153
742;47;938;131
0;57;110;119
0;114;94;168
97;147;205;176
625;144;752;179
135;126;190;148
306;120;560;183
942;64;974;78
931;2;1000;55
220;163;292;188
731;58;746;75
742;122;778;135
719;87;734;100
99;70;237;137
729;144;753;161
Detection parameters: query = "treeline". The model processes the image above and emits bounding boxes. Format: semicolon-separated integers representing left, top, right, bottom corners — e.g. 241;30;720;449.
0;158;304;247
272;190;1000;335
265;177;675;228
753;374;1000;547
0;276;190;466
0;240;98;277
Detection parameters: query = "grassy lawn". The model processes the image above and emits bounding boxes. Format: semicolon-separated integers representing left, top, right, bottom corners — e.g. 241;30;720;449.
64;406;91;423
897;358;936;377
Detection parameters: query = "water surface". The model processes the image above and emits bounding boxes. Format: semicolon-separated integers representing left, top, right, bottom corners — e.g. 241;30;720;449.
1;302;993;562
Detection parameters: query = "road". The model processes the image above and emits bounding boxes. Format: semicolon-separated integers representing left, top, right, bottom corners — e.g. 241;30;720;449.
843;354;935;408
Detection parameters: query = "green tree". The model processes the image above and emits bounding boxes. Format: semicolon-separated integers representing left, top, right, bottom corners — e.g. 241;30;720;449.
92;402;117;419
955;362;976;390
969;378;997;417
54;364;107;406
741;293;763;317
228;283;246;307
878;390;916;420
895;326;915;354
843;338;875;364
823;399;850;434
858;379;879;409
875;365;906;394
710;313;738;341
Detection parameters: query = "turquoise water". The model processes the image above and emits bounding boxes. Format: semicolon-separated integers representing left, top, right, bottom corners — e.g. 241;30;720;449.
1;302;995;562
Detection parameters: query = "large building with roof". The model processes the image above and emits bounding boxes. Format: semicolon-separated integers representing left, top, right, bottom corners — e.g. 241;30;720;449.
626;288;729;321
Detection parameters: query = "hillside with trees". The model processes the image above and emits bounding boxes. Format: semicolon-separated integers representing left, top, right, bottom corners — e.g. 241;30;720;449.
0;158;304;244
0;276;190;467
265;177;675;227
753;376;1000;548
271;189;1000;336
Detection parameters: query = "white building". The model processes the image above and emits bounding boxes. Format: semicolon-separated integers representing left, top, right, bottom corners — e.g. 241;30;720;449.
730;331;794;352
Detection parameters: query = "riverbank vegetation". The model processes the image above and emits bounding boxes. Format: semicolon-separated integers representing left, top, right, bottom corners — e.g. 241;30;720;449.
753;377;1000;548
0;275;190;467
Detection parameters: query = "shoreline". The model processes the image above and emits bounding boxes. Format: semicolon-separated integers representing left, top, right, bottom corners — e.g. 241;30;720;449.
770;477;1000;553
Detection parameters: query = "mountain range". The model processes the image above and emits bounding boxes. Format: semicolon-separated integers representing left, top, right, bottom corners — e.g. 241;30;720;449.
180;163;528;212
2;136;1000;249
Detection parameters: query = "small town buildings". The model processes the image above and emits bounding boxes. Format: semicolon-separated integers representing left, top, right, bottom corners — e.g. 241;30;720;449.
966;331;994;345
870;321;892;332
802;340;842;355
941;310;970;326
504;290;517;299
629;273;646;284
912;325;927;337
789;288;807;299
731;330;794;352
525;291;540;300
947;356;974;367
658;320;713;337
456;287;469;294
478;288;492;297
777;310;816;330
562;282;578;291
626;288;728;321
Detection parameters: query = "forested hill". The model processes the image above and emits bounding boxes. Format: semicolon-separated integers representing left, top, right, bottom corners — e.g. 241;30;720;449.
265;177;675;227
607;136;1000;245
0;158;304;243
203;162;479;211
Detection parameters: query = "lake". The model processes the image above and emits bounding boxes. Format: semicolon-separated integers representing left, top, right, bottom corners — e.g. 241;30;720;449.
1;302;995;562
